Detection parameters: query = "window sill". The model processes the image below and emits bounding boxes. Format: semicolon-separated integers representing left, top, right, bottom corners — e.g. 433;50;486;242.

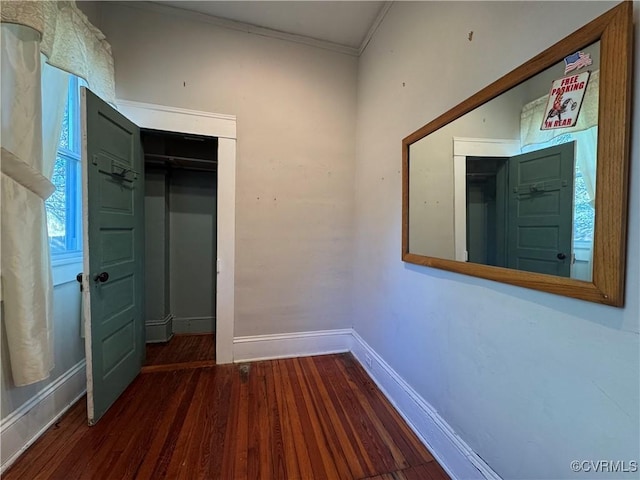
52;255;83;287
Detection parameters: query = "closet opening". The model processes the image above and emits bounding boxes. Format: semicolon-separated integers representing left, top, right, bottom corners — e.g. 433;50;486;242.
141;129;218;368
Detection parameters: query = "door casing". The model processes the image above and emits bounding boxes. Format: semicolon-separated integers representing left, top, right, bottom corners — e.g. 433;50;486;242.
115;100;236;364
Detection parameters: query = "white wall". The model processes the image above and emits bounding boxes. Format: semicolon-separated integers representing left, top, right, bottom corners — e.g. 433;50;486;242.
7;2;632;478
97;3;358;337
408;85;525;259
1;280;84;417
354;2;639;479
1;269;87;471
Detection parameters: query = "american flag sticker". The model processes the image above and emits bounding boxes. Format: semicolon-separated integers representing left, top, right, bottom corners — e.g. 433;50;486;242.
564;51;592;74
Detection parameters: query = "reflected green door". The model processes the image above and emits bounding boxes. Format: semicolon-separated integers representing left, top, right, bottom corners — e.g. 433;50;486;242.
83;88;144;424
507;143;574;277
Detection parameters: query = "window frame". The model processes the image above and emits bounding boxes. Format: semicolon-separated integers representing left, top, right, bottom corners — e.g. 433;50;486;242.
48;76;84;279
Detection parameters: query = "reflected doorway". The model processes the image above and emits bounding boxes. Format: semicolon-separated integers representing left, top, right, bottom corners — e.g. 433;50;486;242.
465;143;575;278
466;157;508;267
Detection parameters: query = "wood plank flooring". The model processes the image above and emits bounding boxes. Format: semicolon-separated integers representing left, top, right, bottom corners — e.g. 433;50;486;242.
144;333;215;370
4;353;449;480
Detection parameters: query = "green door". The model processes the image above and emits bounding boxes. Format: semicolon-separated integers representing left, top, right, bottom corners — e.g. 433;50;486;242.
507;143;574;277
82;89;144;424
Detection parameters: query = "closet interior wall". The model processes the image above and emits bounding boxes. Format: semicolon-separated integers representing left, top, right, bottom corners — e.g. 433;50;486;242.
142;130;218;343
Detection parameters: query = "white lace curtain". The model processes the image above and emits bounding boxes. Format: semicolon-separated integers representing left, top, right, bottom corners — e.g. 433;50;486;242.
1;1;115;386
1;1;115;102
520;70;599;206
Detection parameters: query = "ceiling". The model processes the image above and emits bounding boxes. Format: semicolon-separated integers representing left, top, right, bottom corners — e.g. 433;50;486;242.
155;1;388;52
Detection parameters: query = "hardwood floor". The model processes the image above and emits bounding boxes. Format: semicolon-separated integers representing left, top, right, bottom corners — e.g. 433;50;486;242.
4;354;449;480
144;334;215;372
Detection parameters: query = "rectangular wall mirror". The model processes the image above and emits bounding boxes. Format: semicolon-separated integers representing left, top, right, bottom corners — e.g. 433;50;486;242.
402;2;632;306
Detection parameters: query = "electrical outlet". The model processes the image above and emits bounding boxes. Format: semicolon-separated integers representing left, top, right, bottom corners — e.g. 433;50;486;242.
365;354;372;368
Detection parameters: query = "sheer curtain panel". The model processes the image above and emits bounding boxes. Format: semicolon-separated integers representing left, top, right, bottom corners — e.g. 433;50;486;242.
1;1;115;386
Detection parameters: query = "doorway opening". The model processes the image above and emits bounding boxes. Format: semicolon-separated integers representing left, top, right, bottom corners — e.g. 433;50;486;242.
141;129;218;369
461;143;575;278
116;99;236;366
465;156;508;268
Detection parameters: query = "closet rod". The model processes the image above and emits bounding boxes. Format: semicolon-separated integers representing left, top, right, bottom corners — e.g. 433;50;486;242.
144;153;217;164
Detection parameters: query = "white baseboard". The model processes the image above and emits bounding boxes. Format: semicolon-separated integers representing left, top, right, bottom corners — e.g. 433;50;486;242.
1;330;499;480
233;328;352;363
232;328;499;479
350;331;500;480
0;360;86;474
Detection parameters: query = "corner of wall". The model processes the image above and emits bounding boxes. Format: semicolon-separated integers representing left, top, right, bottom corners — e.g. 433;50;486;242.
0;361;87;474
231;327;501;479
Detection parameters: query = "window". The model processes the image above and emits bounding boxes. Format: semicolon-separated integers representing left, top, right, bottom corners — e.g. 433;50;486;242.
46;76;83;262
573;165;595;244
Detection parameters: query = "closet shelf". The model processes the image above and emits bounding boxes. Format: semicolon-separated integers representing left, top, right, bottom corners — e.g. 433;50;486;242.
145;153;217;172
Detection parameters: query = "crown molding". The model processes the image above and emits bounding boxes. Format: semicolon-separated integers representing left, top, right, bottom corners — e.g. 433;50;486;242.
359;1;393;56
108;1;363;57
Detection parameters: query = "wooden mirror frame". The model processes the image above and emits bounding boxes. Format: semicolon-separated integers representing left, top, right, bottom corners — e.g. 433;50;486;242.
402;2;632;306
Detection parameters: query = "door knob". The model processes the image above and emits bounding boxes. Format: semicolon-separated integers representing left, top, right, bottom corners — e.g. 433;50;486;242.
557;253;567;260
94;272;109;283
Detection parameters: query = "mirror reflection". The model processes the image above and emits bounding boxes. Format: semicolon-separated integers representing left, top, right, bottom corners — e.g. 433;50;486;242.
408;41;599;282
